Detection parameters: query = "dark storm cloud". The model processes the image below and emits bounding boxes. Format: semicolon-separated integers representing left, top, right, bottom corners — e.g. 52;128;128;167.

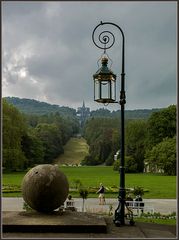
2;1;176;110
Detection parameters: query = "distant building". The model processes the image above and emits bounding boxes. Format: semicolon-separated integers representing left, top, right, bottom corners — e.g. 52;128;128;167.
144;161;164;173
77;101;90;128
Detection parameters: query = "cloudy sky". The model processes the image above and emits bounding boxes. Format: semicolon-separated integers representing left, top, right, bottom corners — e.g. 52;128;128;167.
2;1;177;111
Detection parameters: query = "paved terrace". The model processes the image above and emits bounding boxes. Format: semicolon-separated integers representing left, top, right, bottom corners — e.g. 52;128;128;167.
2;198;177;239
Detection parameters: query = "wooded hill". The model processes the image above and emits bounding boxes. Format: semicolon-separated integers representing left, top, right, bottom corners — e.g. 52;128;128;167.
4;97;76;116
4;97;161;119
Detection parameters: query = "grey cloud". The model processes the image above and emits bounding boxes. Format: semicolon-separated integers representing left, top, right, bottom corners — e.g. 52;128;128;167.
2;1;176;110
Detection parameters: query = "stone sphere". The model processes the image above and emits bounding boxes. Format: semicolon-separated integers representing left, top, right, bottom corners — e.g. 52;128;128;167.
22;164;69;212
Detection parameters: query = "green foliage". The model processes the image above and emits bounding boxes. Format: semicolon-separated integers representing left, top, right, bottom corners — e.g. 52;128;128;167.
79;187;89;212
145;136;176;175
5;97;163;120
141;211;176;219
3;99;28;170
83;105;176;177
113;160;120;171
125;156;138;173
3;98;80;170
79;188;89;199
35;123;64;163
23;202;33;211
135;212;176;225
146;105;176;149
5;97;76;116
113;156;137;173
90;108;160;119
73;179;82;189
125;120;147;172
3;96;176;179
132;186;145;196
2;184;21;193
21;132;44;167
83;118;120;165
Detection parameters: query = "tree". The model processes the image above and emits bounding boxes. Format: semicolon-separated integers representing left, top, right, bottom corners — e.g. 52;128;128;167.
35;123;64;163
79;187;88;212
132;186;145;197
21;131;44;167
146;105;176;149
125;120;147;172
113;156;137;173
144;136;176;175
83;118;120;165
125;156;138;173
3;99;27;170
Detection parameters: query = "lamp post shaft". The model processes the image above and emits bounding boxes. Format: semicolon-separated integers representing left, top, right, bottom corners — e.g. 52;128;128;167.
118;70;126;225
92;21;126;226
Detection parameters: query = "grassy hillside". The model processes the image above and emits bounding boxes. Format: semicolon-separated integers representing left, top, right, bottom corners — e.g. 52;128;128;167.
54;137;89;165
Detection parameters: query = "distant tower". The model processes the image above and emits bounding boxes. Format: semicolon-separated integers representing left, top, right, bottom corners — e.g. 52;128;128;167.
77;101;90;128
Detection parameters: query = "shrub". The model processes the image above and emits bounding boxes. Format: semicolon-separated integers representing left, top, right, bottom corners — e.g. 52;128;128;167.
132;186;144;197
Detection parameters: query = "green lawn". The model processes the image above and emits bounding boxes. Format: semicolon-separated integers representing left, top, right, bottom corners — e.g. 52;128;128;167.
2;166;176;198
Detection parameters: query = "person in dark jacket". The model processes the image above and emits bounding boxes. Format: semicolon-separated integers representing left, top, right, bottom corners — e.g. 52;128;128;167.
96;183;106;205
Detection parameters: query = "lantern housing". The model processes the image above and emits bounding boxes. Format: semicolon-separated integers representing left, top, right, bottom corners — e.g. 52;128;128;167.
93;56;117;103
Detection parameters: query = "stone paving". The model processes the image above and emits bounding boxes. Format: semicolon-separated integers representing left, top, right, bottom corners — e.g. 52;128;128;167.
2;197;177;239
2;213;177;239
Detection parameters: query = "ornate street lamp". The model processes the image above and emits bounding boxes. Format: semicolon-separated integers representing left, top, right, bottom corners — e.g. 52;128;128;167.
93;56;117;104
92;21;127;226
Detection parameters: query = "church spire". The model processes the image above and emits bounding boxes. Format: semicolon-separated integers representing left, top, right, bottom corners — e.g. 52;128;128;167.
82;100;85;108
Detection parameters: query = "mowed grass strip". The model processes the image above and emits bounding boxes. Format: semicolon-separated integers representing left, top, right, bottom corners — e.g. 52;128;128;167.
3;166;176;198
54;137;89;165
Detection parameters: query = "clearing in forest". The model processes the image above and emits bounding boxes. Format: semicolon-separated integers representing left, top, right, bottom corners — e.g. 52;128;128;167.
55;137;89;165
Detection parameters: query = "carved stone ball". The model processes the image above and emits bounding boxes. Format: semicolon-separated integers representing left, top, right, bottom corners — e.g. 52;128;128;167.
22;164;69;212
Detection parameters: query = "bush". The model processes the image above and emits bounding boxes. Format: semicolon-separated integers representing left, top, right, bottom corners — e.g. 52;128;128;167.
132;186;144;196
113;160;120;171
113;156;138;173
125;156;138;173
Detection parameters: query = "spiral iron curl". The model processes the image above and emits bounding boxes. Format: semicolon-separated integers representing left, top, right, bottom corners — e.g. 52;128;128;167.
92;26;115;50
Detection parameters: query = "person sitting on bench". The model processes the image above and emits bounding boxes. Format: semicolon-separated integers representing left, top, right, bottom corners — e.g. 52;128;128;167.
134;195;144;213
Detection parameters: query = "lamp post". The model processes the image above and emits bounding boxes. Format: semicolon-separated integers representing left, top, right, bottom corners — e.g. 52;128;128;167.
92;21;126;226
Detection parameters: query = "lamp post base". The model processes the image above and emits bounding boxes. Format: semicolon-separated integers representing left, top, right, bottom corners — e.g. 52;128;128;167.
113;196;135;227
113;197;125;227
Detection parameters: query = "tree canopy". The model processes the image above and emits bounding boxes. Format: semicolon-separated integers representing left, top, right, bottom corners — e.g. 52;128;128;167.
3;99;80;171
82;105;176;175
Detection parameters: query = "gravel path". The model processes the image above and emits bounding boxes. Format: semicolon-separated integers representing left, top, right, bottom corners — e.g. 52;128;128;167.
2;197;177;214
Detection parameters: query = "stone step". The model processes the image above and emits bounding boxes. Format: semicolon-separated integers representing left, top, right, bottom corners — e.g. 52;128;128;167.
3;211;107;233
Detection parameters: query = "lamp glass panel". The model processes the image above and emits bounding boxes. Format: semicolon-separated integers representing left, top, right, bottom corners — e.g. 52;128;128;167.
111;80;116;100
101;80;111;99
94;78;100;100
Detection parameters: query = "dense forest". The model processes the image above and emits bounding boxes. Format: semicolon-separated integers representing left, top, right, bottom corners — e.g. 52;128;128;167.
3;99;79;171
2;97;176;176
82;105;176;176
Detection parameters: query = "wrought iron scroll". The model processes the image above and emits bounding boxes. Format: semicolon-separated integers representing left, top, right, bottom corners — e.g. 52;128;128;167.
92;24;115;51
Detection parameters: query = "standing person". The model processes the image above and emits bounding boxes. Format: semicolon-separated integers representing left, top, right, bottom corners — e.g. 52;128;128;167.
96;183;106;205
